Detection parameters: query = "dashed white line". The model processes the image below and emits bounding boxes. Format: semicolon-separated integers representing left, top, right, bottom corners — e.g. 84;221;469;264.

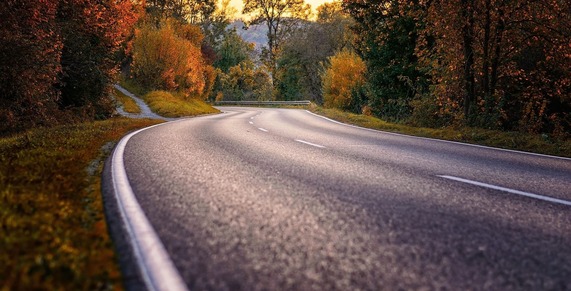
249;121;254;125
438;175;571;206
258;128;268;132
295;139;325;148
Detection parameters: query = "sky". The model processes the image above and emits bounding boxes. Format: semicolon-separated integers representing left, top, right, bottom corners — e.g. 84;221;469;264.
228;0;334;19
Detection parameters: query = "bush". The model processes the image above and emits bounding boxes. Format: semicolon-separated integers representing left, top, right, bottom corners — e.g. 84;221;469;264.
143;90;219;117
131;18;215;99
322;50;366;110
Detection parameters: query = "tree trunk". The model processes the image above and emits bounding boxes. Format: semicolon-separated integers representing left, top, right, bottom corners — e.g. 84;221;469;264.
490;7;505;100
461;0;476;119
482;0;491;105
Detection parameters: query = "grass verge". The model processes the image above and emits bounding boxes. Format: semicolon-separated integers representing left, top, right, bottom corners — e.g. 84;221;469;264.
120;78;219;118
0;118;163;290
113;88;141;114
310;106;571;158
143;90;219;118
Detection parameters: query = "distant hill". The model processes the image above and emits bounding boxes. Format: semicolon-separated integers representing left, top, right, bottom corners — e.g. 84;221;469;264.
230;20;268;50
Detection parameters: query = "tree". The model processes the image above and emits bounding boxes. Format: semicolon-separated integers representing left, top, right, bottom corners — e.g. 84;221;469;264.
130;18;215;99
211;28;273;101
0;0;61;132
57;0;139;117
214;28;255;73
275;1;353;103
143;0;216;24
0;0;139;133
420;0;571;133
322;50;366;110
242;0;311;82
344;0;428;121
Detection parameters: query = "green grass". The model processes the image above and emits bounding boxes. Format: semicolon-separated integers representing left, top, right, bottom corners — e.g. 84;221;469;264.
113;88;141;114
119;78;219;118
118;78;147;97
143;90;219;118
310;106;571;158
0;118;163;290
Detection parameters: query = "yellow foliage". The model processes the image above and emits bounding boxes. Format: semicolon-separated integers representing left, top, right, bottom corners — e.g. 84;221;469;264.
143;90;220;117
322;50;366;110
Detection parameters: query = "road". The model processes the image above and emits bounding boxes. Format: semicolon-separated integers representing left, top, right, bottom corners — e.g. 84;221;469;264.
109;107;571;290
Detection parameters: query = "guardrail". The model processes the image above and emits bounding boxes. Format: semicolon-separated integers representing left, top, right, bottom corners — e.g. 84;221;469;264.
215;100;311;106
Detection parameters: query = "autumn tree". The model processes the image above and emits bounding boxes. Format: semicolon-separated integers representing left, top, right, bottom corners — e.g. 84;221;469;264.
0;0;61;132
130;18;215;99
57;0;139;117
322;50;367;110
242;0;311;83
420;0;571;133
0;0;138;133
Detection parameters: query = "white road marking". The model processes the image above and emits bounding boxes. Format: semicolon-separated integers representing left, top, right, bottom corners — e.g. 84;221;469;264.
438;175;571;206
295;139;326;148
305;110;571;161
111;124;188;291
250;117;254;120
258;128;268;132
249;121;254;125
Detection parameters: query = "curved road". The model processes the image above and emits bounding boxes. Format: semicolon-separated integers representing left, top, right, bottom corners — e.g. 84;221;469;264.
111;107;571;290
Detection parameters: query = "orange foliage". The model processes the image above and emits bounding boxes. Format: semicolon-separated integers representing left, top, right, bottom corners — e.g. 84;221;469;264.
419;0;571;133
322;50;366;110
131;18;215;99
0;0;140;133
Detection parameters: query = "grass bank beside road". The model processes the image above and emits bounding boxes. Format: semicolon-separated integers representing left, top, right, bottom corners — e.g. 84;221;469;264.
113;88;141;114
144;90;219;118
120;79;219;118
0;118;162;290
310;106;571;158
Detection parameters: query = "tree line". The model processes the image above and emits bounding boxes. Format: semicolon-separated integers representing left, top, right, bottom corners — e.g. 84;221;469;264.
0;0;138;133
2;0;569;137
340;0;570;136
235;0;570;136
0;0;233;134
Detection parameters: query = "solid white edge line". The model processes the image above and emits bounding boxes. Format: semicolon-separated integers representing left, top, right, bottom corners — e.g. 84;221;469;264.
258;127;268;132
111;123;188;291
438;175;571;207
304;110;571;161
295;139;326;148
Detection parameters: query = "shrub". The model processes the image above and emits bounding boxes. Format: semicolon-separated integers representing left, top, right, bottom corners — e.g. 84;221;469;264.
322;50;366;110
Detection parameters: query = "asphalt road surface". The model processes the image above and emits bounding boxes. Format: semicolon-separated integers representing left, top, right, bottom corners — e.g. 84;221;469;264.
117;107;571;290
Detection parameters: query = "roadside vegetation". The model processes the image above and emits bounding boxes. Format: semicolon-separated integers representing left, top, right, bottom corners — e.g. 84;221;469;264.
310;106;571;158
0;118;162;290
113;88;141;114
120;78;219;118
1;0;569;288
144;91;219;117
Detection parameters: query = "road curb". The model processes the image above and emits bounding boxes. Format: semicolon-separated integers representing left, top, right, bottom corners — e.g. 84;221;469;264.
102;123;188;291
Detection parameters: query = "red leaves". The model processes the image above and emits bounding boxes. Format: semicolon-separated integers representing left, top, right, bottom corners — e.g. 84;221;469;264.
0;0;140;133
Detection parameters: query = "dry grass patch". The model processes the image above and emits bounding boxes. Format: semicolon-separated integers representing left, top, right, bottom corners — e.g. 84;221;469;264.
0;118;162;290
143;90;219;118
113;88;140;114
311;107;571;158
